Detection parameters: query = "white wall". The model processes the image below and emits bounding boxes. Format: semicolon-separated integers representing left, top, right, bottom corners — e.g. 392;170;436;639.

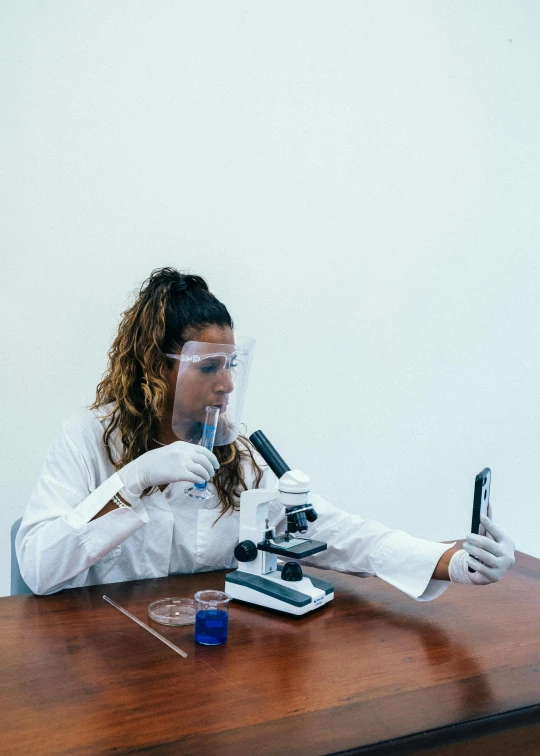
2;1;539;596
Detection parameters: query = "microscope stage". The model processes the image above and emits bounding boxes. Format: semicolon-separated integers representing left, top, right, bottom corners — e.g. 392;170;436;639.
257;535;327;559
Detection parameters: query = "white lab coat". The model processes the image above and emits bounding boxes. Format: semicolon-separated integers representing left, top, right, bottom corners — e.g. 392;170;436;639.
16;406;453;600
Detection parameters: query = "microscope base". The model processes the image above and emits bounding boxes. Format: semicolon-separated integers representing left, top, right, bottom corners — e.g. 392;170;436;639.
225;568;334;616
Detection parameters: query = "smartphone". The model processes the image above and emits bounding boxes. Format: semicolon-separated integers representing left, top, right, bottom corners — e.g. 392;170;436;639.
468;467;491;573
471;467;491;536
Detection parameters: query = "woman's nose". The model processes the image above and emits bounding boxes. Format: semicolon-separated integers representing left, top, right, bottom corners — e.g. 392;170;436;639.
216;371;234;394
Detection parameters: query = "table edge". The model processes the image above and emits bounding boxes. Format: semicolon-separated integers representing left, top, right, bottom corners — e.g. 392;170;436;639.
331;702;540;755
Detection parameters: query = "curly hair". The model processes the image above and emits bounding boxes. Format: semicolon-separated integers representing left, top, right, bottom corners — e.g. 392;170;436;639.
91;267;264;515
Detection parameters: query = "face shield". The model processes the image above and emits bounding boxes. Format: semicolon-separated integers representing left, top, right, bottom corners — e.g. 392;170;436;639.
167;337;255;446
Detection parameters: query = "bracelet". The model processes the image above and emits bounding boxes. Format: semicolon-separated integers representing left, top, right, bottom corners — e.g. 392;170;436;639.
112;494;131;509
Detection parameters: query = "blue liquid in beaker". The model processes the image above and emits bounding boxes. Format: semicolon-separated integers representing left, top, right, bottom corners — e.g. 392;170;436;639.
195;609;229;645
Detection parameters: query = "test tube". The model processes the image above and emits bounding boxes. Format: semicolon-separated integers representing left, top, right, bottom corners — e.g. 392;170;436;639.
186;405;220;500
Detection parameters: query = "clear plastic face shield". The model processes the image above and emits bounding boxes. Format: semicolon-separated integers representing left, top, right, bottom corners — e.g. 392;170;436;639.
167;337;255;446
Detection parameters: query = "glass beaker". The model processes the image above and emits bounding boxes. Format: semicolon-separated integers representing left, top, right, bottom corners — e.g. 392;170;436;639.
185;406;220;500
194;590;232;645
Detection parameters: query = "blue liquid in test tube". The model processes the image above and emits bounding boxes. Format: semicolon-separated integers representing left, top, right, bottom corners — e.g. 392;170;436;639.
188;405;220;498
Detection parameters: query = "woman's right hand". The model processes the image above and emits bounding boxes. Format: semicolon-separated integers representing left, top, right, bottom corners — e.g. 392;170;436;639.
117;441;220;497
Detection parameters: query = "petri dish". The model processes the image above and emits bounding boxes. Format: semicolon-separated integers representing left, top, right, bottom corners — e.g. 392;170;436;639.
148;598;196;626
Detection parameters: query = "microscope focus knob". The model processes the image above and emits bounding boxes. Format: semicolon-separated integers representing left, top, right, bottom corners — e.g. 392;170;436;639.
281;561;303;582
234;540;258;562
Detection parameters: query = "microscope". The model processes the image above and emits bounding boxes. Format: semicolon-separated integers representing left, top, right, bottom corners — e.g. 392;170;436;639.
225;431;334;615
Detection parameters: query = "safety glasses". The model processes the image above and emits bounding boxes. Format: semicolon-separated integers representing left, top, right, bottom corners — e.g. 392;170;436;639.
165;350;247;375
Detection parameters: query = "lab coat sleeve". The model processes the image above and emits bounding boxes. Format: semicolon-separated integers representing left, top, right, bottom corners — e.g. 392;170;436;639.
301;494;453;601
16;423;149;595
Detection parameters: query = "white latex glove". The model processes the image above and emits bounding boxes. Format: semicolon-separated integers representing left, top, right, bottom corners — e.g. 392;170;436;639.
117;441;220;497
449;505;515;585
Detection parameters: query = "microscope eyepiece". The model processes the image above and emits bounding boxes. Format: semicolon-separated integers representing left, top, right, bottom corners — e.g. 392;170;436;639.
249;430;291;479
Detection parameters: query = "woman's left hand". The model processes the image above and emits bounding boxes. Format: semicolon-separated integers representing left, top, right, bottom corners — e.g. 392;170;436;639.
449;507;515;585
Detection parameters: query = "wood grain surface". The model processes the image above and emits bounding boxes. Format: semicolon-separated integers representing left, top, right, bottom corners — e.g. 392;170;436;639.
1;552;540;755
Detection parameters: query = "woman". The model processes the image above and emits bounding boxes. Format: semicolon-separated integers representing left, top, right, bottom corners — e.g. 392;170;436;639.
17;267;515;597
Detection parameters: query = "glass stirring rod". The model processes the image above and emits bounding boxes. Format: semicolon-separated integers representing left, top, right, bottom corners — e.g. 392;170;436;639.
103;596;188;658
185;405;220;500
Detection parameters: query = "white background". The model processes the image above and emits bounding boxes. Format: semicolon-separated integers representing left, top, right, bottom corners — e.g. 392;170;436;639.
1;1;539;596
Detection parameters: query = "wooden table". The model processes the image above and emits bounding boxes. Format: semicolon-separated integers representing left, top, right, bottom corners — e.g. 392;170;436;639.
2;553;540;755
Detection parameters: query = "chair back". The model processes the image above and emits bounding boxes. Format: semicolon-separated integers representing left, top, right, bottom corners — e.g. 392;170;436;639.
11;518;32;595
